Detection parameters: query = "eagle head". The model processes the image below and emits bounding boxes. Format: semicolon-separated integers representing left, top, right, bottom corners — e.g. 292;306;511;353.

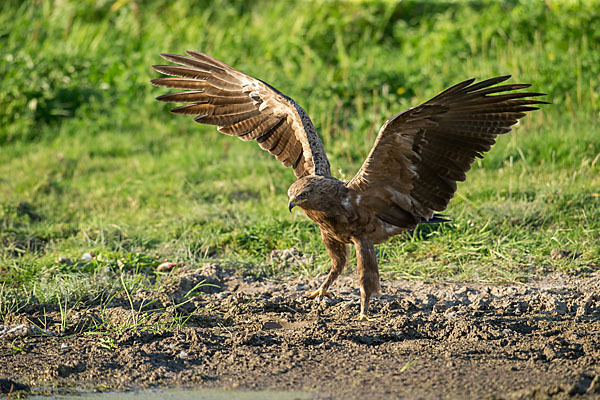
287;175;343;212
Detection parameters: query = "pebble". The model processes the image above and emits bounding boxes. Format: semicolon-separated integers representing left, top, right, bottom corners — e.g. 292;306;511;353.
0;324;54;339
157;261;177;272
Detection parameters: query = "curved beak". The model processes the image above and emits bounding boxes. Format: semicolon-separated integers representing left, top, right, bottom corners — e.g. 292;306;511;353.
288;197;296;213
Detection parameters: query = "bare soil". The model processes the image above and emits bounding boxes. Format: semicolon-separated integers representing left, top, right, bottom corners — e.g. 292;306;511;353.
2;263;600;399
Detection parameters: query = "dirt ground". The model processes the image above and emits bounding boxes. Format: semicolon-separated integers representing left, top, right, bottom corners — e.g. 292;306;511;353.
2;259;600;399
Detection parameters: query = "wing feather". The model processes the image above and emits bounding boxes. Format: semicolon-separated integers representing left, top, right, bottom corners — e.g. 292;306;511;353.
156;91;251;105
171;102;257;116
152;51;331;178
346;76;547;220
237;117;285;141
217;114;270;137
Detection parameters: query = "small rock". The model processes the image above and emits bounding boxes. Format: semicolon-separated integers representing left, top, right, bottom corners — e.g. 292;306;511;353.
81;252;94;262
262;321;283;330
60;343;68;349
0;324;54;339
178;351;189;359
157;261;181;272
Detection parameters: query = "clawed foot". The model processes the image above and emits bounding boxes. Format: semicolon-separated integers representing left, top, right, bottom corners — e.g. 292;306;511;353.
356;313;374;322
306;287;334;300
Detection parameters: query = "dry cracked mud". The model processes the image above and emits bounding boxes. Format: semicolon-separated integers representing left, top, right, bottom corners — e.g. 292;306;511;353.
2;262;600;399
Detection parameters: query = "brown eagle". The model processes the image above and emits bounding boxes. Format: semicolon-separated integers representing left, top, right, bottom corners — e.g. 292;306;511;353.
152;52;546;320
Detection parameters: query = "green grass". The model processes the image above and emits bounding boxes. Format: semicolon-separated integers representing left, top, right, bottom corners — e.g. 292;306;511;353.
1;0;599;314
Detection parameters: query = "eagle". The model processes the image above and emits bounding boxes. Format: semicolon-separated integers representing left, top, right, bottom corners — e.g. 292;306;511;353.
152;52;546;320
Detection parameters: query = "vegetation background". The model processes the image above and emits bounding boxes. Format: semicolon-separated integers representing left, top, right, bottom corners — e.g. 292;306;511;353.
1;0;599;309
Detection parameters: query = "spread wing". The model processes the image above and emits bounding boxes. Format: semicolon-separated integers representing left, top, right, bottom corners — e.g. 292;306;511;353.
152;51;331;178
346;76;548;220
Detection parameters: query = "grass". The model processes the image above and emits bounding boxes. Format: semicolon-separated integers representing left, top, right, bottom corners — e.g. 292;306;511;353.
1;0;599;325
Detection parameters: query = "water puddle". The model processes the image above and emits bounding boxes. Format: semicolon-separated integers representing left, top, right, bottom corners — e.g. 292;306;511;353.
32;388;316;400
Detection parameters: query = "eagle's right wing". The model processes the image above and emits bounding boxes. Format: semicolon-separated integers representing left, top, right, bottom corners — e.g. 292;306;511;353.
152;51;331;179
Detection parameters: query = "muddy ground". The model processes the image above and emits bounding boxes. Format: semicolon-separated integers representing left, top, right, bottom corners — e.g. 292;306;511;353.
2;258;600;399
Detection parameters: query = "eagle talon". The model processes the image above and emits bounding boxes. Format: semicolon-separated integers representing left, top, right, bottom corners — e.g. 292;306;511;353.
356;314;374;322
306;288;334;300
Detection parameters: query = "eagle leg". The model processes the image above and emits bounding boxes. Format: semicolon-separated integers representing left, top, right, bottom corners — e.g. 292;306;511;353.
354;237;380;320
307;233;348;302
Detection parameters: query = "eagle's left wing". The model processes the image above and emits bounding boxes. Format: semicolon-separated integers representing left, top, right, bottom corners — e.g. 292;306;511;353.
346;76;547;220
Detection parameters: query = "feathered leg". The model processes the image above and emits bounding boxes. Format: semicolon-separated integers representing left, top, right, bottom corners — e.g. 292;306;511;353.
353;237;380;320
307;232;348;300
